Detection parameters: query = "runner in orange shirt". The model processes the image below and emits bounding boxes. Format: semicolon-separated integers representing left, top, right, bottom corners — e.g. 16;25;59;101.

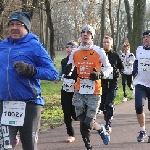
63;25;113;150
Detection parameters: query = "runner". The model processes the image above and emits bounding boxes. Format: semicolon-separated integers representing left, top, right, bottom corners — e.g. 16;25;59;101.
64;25;113;150
133;30;150;143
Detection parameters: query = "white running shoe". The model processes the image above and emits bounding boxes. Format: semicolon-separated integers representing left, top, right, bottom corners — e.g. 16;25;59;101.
66;136;75;143
97;110;102;114
122;97;127;102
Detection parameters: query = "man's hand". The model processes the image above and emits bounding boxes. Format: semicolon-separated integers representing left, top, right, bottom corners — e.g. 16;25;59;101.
13;61;37;76
89;68;104;81
64;64;72;75
54;79;59;84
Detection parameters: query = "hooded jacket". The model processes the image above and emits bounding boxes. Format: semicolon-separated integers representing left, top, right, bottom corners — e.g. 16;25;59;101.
0;32;58;105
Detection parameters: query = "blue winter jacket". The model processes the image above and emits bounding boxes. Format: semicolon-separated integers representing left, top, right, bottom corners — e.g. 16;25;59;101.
0;32;59;105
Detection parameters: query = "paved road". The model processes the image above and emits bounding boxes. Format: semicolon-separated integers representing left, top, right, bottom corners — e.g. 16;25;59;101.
15;99;150;150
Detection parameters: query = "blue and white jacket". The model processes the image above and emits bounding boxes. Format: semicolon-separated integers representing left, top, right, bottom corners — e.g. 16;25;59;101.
0;32;59;105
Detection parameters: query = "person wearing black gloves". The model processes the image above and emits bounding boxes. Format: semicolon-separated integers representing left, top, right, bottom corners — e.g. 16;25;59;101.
98;35;124;133
133;30;150;143
0;12;58;150
13;61;37;76
64;25;113;150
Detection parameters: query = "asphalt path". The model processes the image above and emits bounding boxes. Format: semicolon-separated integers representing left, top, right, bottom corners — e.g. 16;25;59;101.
15;99;150;150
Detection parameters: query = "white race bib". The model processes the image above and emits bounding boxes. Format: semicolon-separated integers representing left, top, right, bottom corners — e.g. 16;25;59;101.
62;78;75;92
139;57;150;71
124;66;131;72
137;50;150;71
79;79;95;94
1;101;26;126
101;66;113;79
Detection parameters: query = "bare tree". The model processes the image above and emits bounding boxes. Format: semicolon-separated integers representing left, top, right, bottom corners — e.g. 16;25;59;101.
0;0;4;40
45;0;55;61
131;0;146;53
100;0;106;47
1;0;150;56
124;0;132;43
108;0;115;50
115;0;121;52
22;0;38;18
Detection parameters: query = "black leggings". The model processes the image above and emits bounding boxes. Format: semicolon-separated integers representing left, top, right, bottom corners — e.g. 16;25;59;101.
122;74;133;97
79;112;91;149
61;89;77;137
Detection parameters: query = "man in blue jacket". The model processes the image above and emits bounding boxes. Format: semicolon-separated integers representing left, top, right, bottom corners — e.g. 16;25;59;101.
0;12;59;150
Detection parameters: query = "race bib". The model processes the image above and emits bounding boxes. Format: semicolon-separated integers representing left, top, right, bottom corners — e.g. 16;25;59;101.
62;78;75;92
139;58;150;71
137;50;150;71
1;101;26;126
79;79;95;94
101;66;113;79
124;66;131;72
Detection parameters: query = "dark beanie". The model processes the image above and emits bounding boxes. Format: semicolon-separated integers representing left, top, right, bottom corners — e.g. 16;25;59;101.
66;41;76;47
143;30;150;36
8;12;31;32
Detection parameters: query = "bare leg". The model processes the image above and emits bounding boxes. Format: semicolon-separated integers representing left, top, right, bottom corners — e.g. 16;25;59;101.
136;113;145;127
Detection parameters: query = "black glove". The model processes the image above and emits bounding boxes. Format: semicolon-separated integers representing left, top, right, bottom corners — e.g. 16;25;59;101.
89;68;104;81
13;61;37;76
63;63;72;75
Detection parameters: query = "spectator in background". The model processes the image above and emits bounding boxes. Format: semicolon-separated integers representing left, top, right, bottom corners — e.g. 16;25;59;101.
120;44;135;102
0;11;58;150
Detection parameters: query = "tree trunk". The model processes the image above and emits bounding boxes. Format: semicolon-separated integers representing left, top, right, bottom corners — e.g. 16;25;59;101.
124;0;132;44
100;0;106;47
131;0;146;54
108;0;115;50
30;0;38;18
39;3;44;45
45;0;55;62
22;0;38;18
116;0;121;52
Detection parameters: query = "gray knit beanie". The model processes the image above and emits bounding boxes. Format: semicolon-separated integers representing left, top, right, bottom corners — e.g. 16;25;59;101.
8;12;31;32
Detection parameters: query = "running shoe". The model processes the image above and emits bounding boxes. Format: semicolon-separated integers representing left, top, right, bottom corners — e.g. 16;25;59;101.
105;125;112;133
97;110;102;114
122;97;127;102
66;136;75;143
98;124;110;145
87;146;92;150
137;131;147;142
